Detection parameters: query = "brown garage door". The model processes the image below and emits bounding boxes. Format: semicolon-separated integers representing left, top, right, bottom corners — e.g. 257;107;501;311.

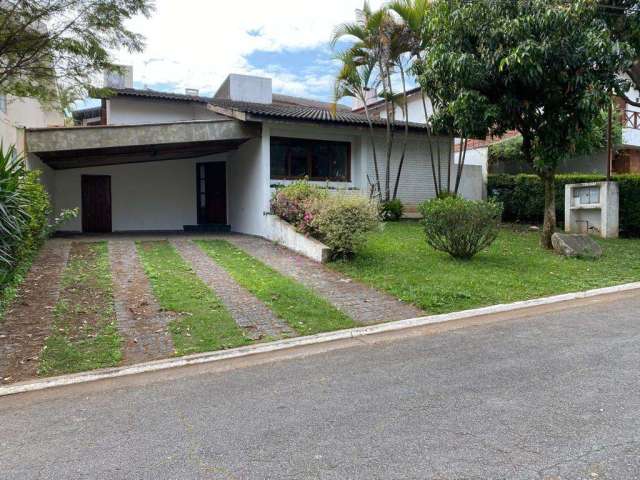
81;175;112;233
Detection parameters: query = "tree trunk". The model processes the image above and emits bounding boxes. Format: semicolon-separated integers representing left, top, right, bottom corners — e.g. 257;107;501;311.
541;171;556;249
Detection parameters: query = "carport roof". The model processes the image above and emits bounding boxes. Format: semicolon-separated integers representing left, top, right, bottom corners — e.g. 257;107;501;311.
26;119;260;170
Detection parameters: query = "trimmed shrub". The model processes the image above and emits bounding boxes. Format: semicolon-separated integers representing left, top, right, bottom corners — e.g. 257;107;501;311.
380;199;404;221
308;194;379;258
270;180;327;230
419;197;503;259
488;174;640;237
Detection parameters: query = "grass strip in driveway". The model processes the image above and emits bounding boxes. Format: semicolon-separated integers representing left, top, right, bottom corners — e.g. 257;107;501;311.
136;241;249;356
39;242;122;376
196;240;357;335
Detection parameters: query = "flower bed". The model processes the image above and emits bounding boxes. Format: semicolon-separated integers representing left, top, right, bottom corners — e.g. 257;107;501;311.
270;181;379;259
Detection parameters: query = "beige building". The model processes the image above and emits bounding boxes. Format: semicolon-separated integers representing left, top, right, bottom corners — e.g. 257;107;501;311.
0;93;65;156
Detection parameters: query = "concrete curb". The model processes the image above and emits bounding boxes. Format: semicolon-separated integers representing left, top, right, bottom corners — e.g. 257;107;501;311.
2;281;639;397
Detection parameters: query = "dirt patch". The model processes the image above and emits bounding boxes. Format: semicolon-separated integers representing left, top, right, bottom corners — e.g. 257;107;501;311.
0;240;70;384
109;240;175;364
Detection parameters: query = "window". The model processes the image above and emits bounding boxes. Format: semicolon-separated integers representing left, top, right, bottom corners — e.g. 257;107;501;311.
270;137;350;181
0;94;6;114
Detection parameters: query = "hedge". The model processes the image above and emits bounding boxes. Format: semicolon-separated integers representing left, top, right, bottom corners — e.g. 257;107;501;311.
488;174;640;237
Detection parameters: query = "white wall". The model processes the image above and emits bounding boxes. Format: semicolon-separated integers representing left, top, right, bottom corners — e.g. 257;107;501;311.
368;133;452;206
379;94;433;124
0;95;64;155
53;153;229;232
107;97;224;125
228;129;271;237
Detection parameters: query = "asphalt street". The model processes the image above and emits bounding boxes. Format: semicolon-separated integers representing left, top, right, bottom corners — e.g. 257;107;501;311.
1;293;639;479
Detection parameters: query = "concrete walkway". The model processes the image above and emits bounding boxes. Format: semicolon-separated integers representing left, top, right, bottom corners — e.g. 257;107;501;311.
2;292;638;479
108;240;175;364
228;235;424;324
171;239;295;340
0;240;70;384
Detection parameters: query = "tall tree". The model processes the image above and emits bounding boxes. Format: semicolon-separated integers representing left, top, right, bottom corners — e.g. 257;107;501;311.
0;0;153;106
598;0;640;100
334;56;383;200
415;0;632;248
332;2;412;203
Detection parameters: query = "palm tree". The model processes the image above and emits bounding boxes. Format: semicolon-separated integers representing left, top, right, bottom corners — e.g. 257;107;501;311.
388;0;456;197
333;55;383;200
331;2;399;202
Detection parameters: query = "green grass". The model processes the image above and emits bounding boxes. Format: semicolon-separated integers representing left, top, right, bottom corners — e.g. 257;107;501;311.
136;241;249;355
331;221;640;314
39;242;122;376
0;246;39;322
196;240;356;335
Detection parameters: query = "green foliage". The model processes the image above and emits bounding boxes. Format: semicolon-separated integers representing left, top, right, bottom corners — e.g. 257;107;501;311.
380;199;404;221
0;0;152;105
418;197;503;259
488;136;526;170
307;194;380;258
0;146;50;287
270;180;327;229
331;222;640;314
196;240;356;335
488;174;640;237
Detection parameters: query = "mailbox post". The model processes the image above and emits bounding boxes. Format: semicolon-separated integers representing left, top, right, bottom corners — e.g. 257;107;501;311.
564;181;619;238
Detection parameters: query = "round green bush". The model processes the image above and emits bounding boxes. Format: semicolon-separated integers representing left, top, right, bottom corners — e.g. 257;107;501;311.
380;199;404;221
308;194;379;258
419;197;503;259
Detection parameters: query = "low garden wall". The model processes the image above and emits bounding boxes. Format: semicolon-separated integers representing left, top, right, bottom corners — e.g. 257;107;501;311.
264;214;332;263
488;174;640;237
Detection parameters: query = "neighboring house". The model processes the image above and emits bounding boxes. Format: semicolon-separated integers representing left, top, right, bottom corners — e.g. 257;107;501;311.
24;72;483;236
617;84;640;173
0;93;64;155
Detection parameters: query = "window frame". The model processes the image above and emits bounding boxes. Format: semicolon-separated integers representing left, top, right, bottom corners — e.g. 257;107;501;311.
270;136;351;182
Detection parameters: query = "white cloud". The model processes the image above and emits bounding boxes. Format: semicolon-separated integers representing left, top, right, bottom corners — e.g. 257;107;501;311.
115;0;384;99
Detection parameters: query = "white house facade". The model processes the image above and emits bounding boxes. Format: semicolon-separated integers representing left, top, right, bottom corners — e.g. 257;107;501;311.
24;73;483;237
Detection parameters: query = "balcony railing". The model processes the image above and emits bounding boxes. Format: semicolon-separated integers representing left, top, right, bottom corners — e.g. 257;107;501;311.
624;110;640;130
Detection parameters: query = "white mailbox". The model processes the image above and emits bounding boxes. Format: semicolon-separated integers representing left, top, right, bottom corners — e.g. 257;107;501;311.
564;181;619;238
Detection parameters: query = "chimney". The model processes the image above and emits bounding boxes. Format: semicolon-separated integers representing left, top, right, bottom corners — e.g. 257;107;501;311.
352;88;378;111
104;65;133;89
214;73;272;104
185;88;199;96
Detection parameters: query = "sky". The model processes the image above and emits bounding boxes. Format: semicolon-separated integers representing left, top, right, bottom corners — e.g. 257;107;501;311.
104;0;386;104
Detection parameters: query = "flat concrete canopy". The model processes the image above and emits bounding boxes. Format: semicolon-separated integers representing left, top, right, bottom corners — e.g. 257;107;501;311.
26;119;260;169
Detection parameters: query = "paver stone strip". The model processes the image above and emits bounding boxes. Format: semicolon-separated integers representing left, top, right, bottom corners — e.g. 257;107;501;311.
0;239;70;384
171;239;295;340
109;240;175;363
227;235;424;324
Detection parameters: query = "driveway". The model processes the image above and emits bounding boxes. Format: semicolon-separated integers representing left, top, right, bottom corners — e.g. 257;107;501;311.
1;292;639;479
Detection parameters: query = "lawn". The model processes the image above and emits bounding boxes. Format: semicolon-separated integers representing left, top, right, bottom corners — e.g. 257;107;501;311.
196;240;356;335
136;241;250;355
39;242;122;376
331;221;640;314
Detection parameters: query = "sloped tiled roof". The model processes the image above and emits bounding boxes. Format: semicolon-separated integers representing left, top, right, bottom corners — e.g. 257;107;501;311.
103;87;350;111
101;87;428;131
208;98;429;131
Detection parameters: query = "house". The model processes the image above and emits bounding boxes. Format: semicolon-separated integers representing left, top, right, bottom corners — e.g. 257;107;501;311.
616;83;640;173
0;92;64;156
23;72;483;237
351;87;489;183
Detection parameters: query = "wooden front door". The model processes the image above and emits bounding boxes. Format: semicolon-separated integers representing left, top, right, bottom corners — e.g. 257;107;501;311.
81;175;112;233
197;162;227;224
